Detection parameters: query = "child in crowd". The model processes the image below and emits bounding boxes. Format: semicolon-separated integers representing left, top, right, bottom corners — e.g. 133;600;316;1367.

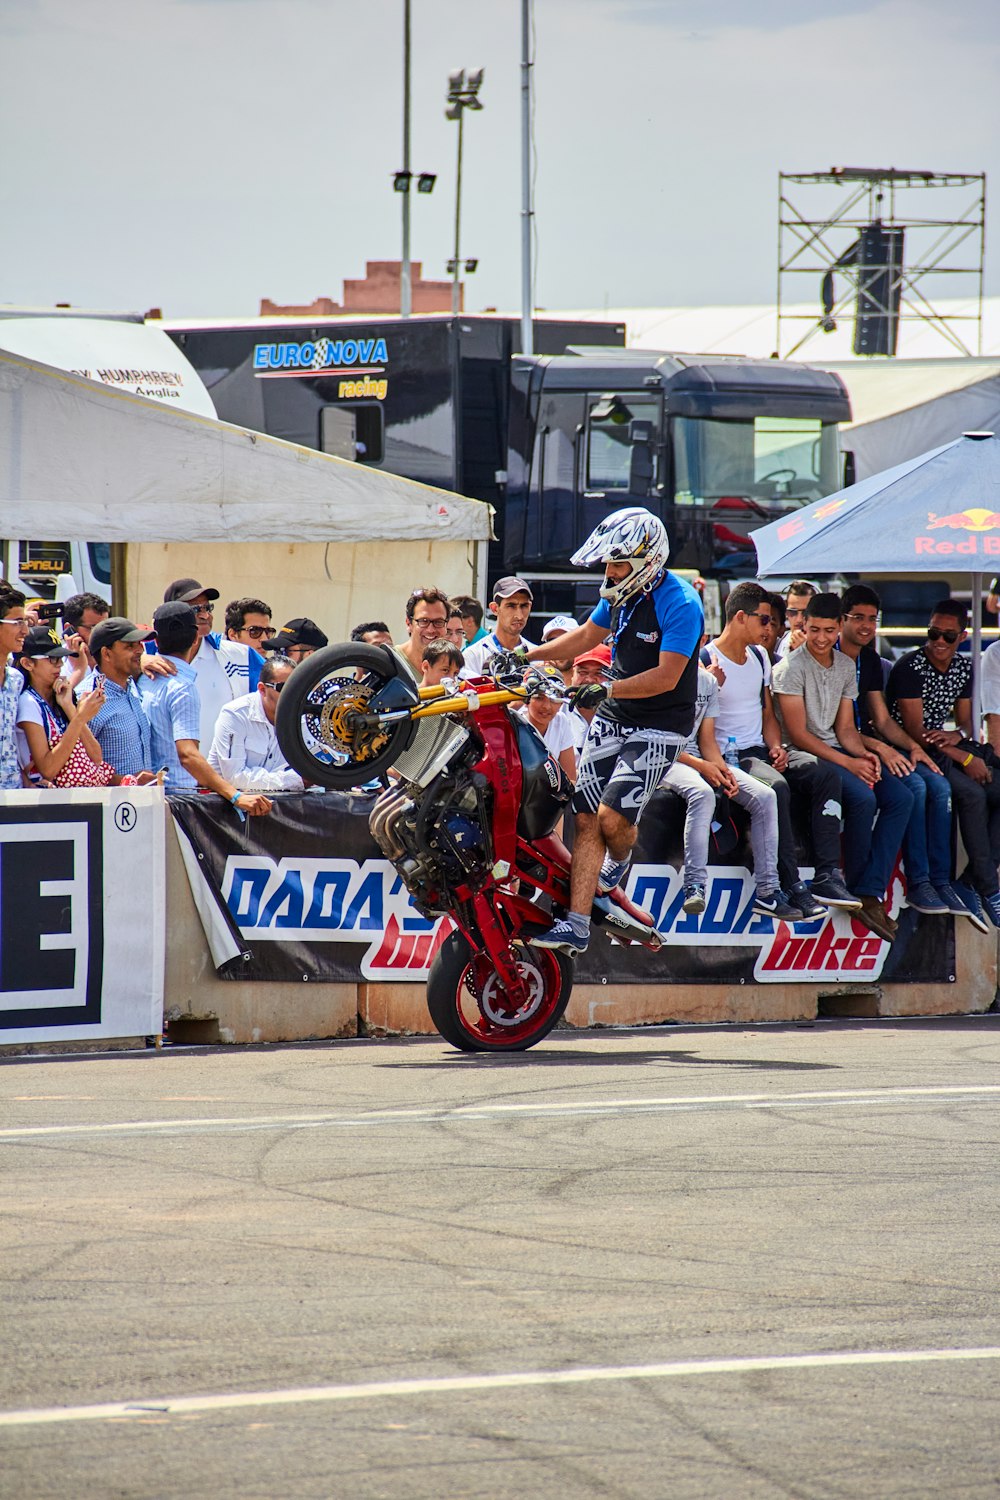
420;639;465;687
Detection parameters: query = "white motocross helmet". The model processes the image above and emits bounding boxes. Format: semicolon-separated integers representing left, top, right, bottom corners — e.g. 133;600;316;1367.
570;507;670;609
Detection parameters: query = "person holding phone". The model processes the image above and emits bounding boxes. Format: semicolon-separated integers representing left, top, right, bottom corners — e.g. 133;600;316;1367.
16;627;122;788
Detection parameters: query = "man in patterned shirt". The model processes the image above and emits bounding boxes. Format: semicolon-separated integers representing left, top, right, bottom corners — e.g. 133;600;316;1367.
88;617;157;778
887;597;1000;930
0;586;30;789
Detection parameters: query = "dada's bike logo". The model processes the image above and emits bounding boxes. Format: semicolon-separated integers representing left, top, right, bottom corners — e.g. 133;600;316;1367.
221;856;891;985
221;855;451;981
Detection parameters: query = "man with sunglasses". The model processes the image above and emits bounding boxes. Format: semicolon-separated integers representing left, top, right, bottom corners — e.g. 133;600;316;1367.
224;597;274;651
0;585;30;788
775;580;817;659
706;581;844;920
887;599;1000;930
207;654;303;792
145;578;263;751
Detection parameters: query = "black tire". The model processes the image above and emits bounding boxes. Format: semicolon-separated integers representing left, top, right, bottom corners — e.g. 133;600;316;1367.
275;643;416;789
427;929;573;1053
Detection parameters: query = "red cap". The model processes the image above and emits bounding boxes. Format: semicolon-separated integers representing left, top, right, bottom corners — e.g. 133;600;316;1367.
574;644;612;667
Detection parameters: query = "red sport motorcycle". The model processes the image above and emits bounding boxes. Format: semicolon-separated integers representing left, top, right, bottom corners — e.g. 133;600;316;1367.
275;644;665;1052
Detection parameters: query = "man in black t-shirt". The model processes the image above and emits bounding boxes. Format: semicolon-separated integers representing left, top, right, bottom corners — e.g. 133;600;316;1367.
886;597;1000;931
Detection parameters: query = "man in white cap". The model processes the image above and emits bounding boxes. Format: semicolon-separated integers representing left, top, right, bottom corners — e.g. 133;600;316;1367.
462;577;537;678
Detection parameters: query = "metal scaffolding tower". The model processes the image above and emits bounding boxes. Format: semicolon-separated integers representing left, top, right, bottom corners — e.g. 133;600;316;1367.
777;167;986;358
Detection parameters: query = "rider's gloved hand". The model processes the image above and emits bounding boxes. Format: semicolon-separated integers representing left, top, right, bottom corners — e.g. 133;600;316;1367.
569;682;609;711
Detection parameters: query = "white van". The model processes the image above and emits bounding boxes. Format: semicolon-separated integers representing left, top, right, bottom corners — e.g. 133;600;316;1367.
0;311;215;601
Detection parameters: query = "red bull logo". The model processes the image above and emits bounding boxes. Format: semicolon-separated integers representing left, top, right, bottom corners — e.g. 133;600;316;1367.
918;508;1000;555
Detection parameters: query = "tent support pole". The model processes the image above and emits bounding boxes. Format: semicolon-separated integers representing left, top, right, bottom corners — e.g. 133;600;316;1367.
110;542;128;618
972;570;983;741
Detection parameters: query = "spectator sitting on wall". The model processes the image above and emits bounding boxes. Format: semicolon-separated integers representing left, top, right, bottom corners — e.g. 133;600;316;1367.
761;593;786;662
208;654;305;793
224;597;274;651
420;639;465;688
0;586;30;789
566;645;612;763
140;601;271;815
143;579;263;751
887;597;1000;933
88;617;158;779
704;581;837;922
350;620;394;647
660;663;798;920
837;584;961;923
775;580;817;659
461;578;537;678
394;587;452;676
540;615;579;685
262;617;329;664
61;590;110;695
773;592;911;944
16;627;121;788
451;594;487;645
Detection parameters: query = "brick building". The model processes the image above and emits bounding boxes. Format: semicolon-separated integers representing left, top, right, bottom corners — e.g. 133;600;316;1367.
260;260;460;318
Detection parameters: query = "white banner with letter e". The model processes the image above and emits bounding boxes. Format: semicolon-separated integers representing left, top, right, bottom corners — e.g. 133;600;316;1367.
0;786;165;1044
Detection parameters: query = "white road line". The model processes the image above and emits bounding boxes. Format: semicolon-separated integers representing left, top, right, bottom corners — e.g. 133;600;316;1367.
0;1084;998;1142
3;1346;1000;1427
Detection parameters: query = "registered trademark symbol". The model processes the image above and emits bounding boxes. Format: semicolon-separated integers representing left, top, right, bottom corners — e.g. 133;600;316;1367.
114;803;137;833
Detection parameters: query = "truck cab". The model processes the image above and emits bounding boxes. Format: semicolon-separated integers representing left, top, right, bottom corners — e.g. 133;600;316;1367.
505;349;851;612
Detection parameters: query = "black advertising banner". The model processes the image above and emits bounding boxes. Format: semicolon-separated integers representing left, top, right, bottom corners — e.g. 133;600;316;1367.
169;791;954;988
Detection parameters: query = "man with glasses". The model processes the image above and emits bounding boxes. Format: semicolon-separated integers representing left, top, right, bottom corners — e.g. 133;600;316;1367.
461;577;537;678
224;597;274;651
776;580;817;659
837;584;963;923
887;598;1000;931
395;586;456;676
208;655;304;792
146;578;263;751
263;618;329;663
61;591;110;695
0;585;30;788
706;581;842;920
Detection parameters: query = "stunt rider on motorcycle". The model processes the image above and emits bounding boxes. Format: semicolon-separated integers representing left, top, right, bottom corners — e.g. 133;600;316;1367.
524;507;704;955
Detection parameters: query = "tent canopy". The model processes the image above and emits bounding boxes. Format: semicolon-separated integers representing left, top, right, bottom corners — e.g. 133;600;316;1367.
0;349;493;544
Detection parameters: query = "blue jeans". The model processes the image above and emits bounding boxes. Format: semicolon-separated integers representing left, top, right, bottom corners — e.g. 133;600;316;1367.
901;761;952;888
835;764;913;898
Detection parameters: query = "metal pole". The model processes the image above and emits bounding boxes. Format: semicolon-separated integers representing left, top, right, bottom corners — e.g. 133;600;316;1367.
400;0;412;318
452;108;463;315
972;569;984;741
520;0;533;354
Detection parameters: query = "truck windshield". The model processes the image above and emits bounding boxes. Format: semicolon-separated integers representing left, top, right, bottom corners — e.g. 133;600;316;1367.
672;416;839;507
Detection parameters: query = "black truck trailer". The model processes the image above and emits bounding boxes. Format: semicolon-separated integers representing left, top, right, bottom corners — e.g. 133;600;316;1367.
162;314;850;612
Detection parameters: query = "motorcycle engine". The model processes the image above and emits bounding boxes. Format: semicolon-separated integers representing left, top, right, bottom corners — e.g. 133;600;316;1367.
369;770;492;917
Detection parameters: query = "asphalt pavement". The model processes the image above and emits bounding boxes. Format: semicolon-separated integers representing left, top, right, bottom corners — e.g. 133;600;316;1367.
2;1016;999;1499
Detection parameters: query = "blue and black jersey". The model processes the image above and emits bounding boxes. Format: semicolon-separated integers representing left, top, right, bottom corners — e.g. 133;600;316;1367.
589;572;704;735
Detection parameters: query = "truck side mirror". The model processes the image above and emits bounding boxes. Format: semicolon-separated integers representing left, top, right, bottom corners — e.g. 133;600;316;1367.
628;420;654;496
842;449;856;488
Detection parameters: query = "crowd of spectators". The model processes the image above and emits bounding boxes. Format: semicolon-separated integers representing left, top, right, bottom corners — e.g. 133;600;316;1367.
4;567;1000;947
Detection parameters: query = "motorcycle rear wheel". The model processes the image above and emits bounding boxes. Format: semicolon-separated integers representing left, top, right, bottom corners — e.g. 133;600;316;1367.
275;643;415;789
427;930;573;1052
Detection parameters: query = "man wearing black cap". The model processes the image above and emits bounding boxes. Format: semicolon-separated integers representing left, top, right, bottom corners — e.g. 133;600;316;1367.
141;602;271;816
148;578;263;751
260;617;328;665
461;578;537;677
88;618;156;778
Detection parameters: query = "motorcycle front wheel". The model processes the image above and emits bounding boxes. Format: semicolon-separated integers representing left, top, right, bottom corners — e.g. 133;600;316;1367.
275;643;416;789
427;930;574;1052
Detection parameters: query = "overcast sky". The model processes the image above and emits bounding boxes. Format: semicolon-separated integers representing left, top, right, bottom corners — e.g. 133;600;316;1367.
2;0;998;320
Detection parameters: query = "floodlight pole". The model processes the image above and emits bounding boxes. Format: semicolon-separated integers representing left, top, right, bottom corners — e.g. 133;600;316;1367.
400;0;412;318
520;0;534;355
452;108;464;315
